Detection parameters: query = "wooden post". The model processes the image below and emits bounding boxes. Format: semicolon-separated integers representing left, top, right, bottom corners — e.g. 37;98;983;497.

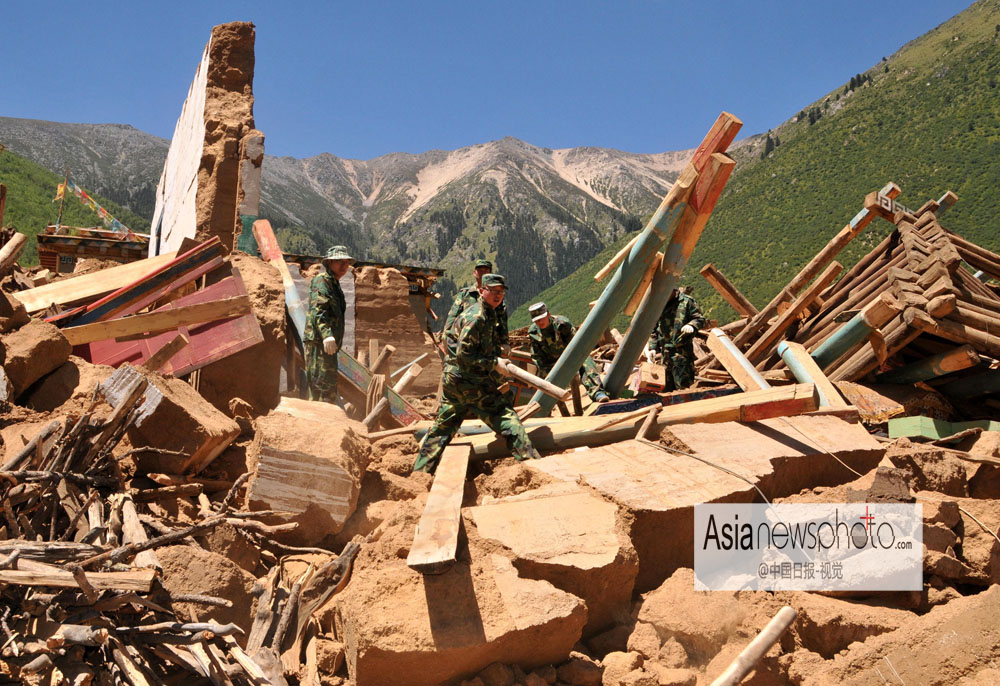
710;607;797;686
811;292;902;371
700;263;758;317
594;235;640;282
139;333;191;373
624;252;663;316
874;344;979;385
368;339;380;369
497;358;571;401
705;328;770;391
362;363;424;431
0;232;28;276
777;341;849;408
407;444;471;573
369;344;396;376
570;375;583;416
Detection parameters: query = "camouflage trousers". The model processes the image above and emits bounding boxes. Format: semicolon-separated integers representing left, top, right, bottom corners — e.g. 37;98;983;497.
656;342;696;391
304;340;340;404
413;374;540;474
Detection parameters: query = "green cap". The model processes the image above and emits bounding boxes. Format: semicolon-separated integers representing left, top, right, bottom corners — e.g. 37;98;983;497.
474;259;493;270
325;245;353;261
481;273;506;289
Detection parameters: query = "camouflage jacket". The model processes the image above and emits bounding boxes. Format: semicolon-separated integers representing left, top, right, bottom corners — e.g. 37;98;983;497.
528;314;576;374
304;268;346;345
444;299;503;385
654;293;705;347
444;285;509;345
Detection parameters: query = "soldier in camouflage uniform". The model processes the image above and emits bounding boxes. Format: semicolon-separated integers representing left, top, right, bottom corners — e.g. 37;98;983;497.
414;274;540;474
303;246;353;403
444;259;509;349
652;287;705;391
527;302;609;402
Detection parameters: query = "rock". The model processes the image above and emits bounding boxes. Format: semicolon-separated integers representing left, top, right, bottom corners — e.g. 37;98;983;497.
655;638;688;669
460;679;485;686
618;669;657;686
919;491;1000;586
247;407;371;545
626;623;660;660
967;463;1000;500
0;290;29;333
886;440;967;496
315;637;345;676
924;521;959;554
478;662;515;686
100;365;240;474
790;592;912;658
923;499;960;528
468;482;638;634
816;585;1000;685
333;503;586;686
642;664;696;686
601;651;642;686
862;466;915;503
523;673;549;686
557;653;603;686
1;319;71;398
23;356;112;413
587;624;633;657
533;665;557;684
157;545;255;631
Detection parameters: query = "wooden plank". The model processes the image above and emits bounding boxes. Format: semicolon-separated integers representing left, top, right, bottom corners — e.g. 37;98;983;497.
0;567;156;592
77;270;263;376
140;333;190;373
700;263;758;317
12;251;179;313
254;219;307;340
705;328;770;392
49;237;224;327
407;444;471;573
62;296;251;346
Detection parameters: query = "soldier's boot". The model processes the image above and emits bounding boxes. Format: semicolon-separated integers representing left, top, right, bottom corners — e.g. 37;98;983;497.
412;401;464;474
580;359;609;402
494;410;541;462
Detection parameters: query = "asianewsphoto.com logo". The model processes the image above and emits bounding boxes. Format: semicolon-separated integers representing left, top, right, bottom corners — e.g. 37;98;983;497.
701;506;915;553
694;503;923;591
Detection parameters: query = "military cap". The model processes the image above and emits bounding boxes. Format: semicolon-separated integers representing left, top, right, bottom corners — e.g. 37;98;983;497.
474;259;493;270
324;245;354;261
481;273;506;289
528;302;549;322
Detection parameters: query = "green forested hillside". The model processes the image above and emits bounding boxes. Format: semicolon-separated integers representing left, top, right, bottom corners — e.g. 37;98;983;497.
514;0;1000;328
0;148;150;265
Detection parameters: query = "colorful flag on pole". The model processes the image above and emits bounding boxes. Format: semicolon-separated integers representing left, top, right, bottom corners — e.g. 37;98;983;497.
60;179;131;235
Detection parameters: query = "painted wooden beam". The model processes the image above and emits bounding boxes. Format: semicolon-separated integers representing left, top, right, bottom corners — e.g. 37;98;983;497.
706;328;770;391
874;344;980;385
811;292;901;371
777;341;849;409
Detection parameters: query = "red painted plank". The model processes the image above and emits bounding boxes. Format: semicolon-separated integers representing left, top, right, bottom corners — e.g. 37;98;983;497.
76;267;263;376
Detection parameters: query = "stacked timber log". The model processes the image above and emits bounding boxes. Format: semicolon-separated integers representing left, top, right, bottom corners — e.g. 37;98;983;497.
696;186;1000;415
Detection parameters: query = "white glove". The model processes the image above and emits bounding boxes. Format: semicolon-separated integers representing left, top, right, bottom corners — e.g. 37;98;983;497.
680;324;695;335
323;336;338;355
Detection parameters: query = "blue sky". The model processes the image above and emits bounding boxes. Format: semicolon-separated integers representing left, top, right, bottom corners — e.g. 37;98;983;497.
4;0;973;160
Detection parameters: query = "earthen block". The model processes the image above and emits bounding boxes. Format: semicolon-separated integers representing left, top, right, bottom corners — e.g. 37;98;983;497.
601;651;642;686
334;503;586;686
1;319;71;397
468;482;638;634
23;355;113;413
100;365;240;474
247;406;371;546
0;290;29;333
157;545;255;631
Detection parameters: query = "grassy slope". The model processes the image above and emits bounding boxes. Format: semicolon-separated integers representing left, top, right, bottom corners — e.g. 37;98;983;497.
513;0;1000;328
0;149;151;265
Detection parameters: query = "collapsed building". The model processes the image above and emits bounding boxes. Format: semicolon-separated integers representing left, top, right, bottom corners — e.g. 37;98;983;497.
0;19;999;686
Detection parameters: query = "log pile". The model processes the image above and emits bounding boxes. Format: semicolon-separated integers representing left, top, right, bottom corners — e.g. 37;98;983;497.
696;185;1000;418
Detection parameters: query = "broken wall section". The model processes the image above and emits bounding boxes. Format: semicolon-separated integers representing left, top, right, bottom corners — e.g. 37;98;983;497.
150;21;261;256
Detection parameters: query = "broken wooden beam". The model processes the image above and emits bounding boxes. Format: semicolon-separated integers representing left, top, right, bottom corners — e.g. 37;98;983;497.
407;444;471;574
0;566;157;592
700;263;758;317
777;341;849;409
362;363;424;431
0;232;28;276
140;333;191;373
874;344;980;385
